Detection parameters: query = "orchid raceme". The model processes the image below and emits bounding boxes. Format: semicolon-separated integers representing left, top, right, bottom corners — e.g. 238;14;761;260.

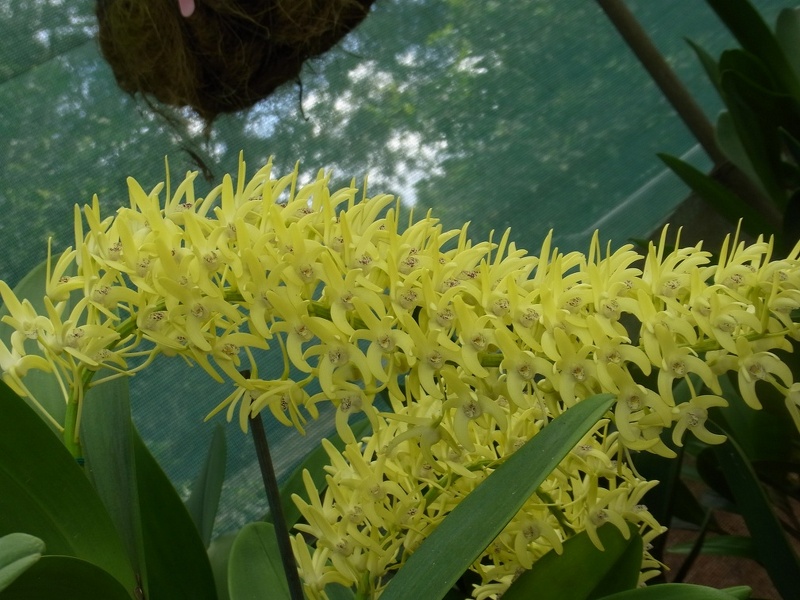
1;155;799;597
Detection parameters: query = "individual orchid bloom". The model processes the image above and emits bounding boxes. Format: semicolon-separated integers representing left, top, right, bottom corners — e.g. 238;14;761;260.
608;363;671;447
336;198;394;274
291;534;353;600
158;277;242;353
573;475;633;551
611;478;664;535
765;287;800;335
399;312;462;399
303;316;373;399
623;416;678;457
713;230;771;293
452;295;496;378
38;296;119;369
654;326;721;406
587;316;651;391
506;277;546;352
728;335;794;410
545;327;598;407
312;385;379;444
0;335;52;400
188;329;267;386
784;383;800;432
690;279;763;354
0;281;52;341
83;268;141;322
181;210;243;290
266;287;315;372
584;231;646;316
318;252;385;336
636;290;697;367
350;297;415;383
441;366;508;451
236;249;280;339
45;245;84;302
510;513;565;569
493;325;553;409
671;394;728;446
567;425;619;476
484;228;538;288
642;227;711;300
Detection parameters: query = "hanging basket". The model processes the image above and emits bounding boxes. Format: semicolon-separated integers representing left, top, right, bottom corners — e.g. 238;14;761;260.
96;0;376;121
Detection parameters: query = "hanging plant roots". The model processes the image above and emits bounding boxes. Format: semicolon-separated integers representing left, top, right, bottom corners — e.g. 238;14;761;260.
96;0;376;121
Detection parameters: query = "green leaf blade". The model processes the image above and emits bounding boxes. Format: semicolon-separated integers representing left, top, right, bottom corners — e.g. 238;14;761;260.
186;424;227;548
657;153;775;237
0;533;45;593
1;555;133;600
503;523;642;600
707;0;800;98
668;535;755;560
599;582;748;600
80;376;148;597
133;430;217;600
227;522;290;600
712;433;800;599
0;380;137;595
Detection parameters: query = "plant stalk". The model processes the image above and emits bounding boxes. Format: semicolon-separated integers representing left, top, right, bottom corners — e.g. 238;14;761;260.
595;0;724;165
250;411;305;600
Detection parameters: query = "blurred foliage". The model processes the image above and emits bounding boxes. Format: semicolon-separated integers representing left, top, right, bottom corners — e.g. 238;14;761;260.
660;0;800;252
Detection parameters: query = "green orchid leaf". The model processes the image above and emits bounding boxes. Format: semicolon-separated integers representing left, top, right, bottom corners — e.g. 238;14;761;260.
227;522;290;600
707;0;800;98
0;555;133;600
718;49;774;92
776;8;800;81
80;375;147;598
269;417;371;528
208;533;237;600
0;260;70;434
379;393;616;600
0;380;137;594
668;535;755;560
186;424;227;548
657;154;775;237
715;112;766;199
720;70;794;209
720;587;753;600
133;429;217;600
685;38;720;95
712;430;800;599
0;533;45;593
503;523;641;600
599;582;748;600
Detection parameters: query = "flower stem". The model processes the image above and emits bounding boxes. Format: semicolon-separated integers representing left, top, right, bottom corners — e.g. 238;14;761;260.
250;410;304;600
63;393;83;463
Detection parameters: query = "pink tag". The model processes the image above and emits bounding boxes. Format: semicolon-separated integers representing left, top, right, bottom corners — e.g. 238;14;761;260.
178;0;196;17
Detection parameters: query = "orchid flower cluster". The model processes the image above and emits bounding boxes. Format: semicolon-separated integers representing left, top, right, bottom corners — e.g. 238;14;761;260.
0;155;799;599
